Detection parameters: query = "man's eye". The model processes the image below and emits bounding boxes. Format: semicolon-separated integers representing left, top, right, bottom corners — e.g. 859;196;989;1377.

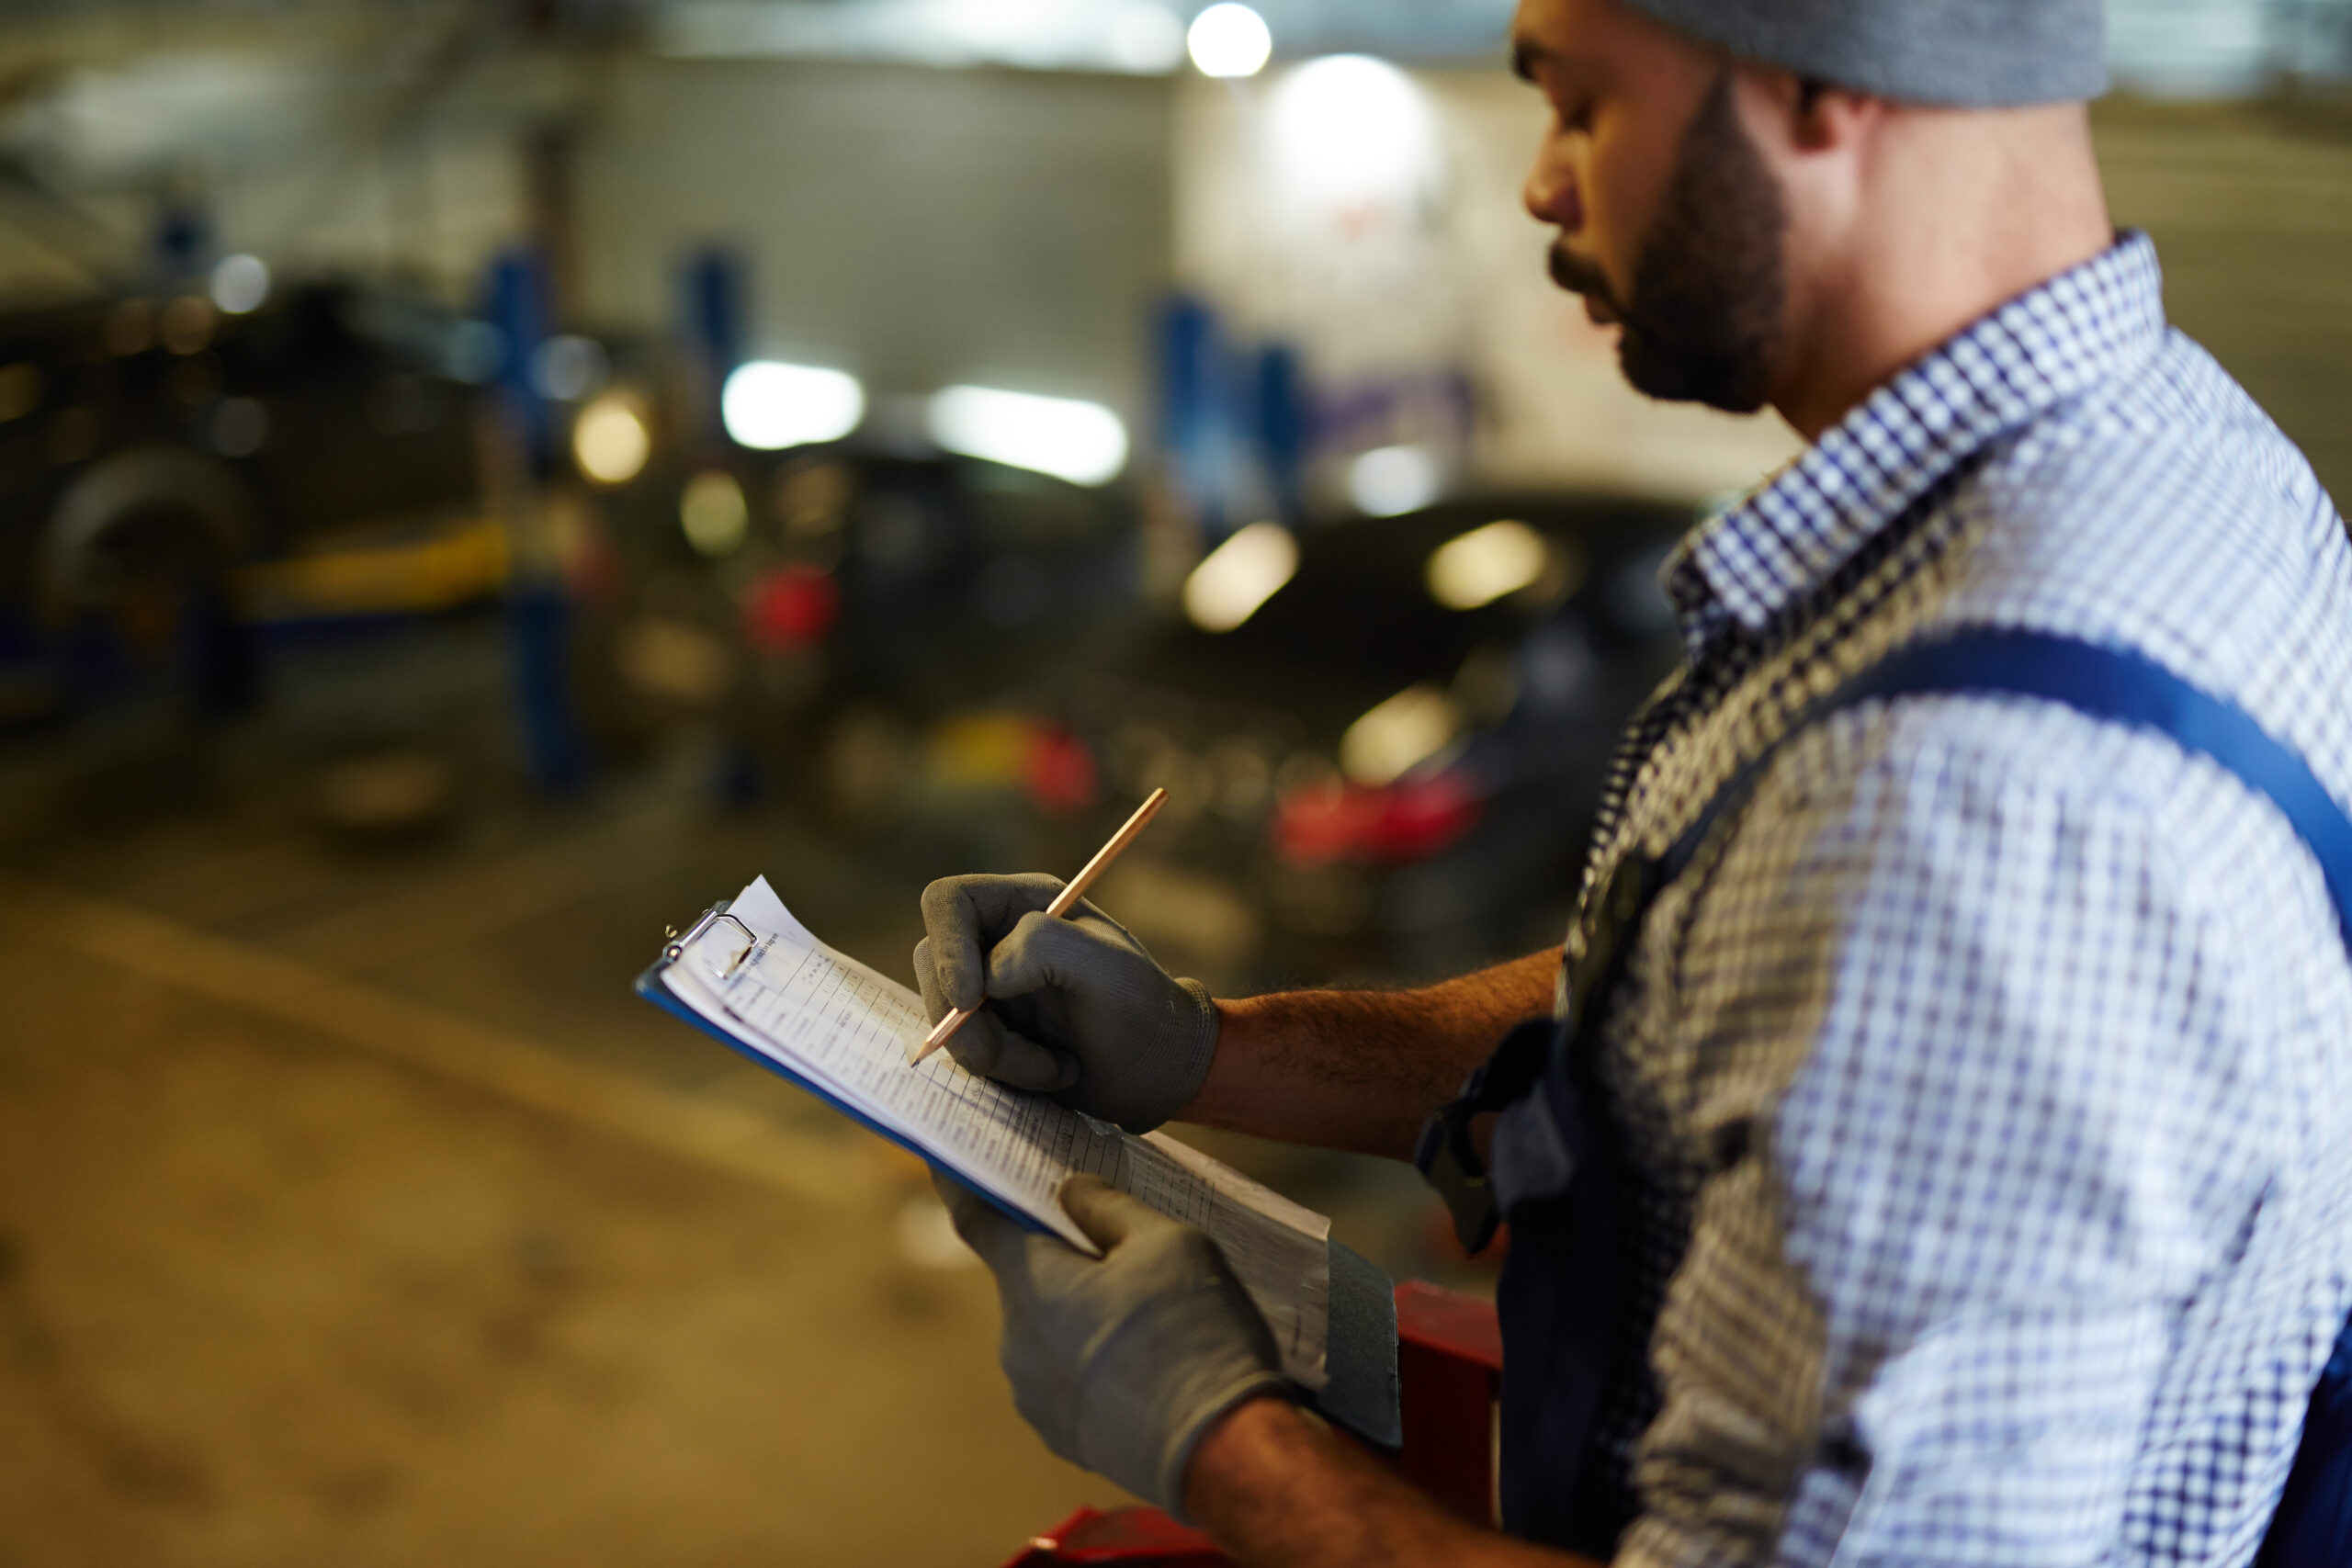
1557;99;1596;133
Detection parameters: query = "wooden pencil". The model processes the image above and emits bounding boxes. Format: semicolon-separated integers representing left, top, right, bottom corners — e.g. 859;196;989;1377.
906;786;1170;1067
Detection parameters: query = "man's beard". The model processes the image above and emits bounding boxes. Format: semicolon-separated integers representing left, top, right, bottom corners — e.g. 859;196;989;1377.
1547;71;1786;413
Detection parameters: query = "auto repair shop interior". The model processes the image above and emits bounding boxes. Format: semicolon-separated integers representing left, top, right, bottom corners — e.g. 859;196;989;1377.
2;2;2349;1563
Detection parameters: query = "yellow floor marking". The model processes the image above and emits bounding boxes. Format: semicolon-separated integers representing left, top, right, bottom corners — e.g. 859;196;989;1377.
0;871;857;1208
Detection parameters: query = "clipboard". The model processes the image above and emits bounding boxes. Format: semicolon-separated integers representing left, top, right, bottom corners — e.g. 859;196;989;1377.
639;898;1400;1449
635;899;1054;1240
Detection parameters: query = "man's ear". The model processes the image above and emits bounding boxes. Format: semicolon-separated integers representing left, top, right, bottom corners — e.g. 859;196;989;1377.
1792;76;1880;152
1747;66;1879;154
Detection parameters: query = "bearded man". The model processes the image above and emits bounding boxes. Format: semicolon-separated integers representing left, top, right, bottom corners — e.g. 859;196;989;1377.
917;1;2352;1562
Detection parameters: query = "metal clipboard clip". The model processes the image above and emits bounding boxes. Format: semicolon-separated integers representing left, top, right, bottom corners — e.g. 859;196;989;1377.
662;902;762;980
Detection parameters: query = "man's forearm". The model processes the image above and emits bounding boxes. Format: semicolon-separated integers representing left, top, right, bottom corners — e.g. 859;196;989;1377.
1184;1396;1600;1568
1180;949;1558;1159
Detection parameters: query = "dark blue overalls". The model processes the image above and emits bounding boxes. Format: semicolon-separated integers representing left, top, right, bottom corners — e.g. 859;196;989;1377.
1417;630;2352;1565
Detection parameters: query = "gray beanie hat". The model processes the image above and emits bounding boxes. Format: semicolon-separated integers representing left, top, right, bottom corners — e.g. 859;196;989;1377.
1617;0;2107;107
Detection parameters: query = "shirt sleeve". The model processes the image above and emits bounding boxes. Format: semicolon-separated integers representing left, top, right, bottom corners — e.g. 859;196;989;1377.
1614;704;2264;1568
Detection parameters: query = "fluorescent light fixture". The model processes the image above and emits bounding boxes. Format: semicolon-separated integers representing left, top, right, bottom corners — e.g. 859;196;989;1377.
681;469;751;556
722;360;865;450
1182;521;1296;632
1347;444;1441;516
1188;3;1270;76
928;384;1128;486
1426;520;1547;610
1340;683;1463;786
209;253;269;314
574;392;652;485
659;0;1186;75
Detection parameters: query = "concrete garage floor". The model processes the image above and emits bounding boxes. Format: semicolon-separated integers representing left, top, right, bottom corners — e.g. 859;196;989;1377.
0;871;1138;1567
0;649;1180;1567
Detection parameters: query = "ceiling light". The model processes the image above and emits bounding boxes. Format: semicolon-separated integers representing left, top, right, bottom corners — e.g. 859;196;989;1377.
1426;520;1548;610
928;384;1128;486
209;253;270;315
574;392;652;485
1347;444;1440;516
1182;521;1296;632
722;360;865;450
1269;54;1435;208
1188;4;1271;77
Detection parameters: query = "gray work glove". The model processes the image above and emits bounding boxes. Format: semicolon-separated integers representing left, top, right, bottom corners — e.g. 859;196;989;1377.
938;1169;1288;1517
913;873;1220;1134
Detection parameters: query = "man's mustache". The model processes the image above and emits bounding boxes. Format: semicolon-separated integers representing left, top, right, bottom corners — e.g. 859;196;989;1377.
1547;242;1619;310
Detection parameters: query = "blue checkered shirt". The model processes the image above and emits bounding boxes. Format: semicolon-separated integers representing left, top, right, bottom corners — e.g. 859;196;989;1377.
1563;233;2352;1568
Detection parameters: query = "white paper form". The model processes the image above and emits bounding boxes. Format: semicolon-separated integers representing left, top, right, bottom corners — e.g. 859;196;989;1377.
658;876;1331;1389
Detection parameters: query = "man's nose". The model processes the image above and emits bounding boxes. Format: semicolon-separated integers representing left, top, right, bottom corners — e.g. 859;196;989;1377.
1522;144;1584;231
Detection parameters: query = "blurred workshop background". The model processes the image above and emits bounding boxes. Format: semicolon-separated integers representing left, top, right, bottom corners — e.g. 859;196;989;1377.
0;0;2347;1562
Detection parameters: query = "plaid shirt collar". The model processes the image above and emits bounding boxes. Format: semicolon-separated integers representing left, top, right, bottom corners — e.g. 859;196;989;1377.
1662;231;2169;655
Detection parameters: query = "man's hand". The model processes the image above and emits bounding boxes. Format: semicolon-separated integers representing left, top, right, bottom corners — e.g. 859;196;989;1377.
937;1169;1288;1516
914;873;1219;1134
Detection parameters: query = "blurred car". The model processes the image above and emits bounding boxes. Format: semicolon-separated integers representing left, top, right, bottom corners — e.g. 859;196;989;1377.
0;279;498;728
1046;492;1697;983
575;436;1137;803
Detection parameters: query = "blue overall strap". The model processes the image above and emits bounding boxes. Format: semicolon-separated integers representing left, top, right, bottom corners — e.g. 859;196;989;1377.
1659;631;2352;931
1837;632;2352;939
1723;628;2352;1568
